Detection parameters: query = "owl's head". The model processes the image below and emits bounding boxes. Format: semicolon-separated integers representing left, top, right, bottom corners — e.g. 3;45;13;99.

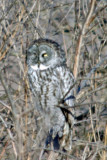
26;39;66;71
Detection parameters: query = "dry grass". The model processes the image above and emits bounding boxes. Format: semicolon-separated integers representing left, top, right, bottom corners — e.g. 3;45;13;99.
0;0;107;159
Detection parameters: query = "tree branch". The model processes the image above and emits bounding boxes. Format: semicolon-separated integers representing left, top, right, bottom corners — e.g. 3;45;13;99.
73;0;96;79
0;70;17;118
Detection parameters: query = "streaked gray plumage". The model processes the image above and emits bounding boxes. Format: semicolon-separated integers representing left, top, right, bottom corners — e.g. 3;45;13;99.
26;39;75;150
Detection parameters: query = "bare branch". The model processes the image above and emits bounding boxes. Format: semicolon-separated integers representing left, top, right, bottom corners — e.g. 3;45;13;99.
0;70;16;118
73;0;96;78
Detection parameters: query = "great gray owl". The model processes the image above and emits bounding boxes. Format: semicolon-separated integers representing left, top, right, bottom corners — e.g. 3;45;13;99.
26;39;75;151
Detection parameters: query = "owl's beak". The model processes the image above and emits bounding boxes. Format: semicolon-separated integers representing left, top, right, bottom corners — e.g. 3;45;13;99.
31;62;41;70
38;61;41;68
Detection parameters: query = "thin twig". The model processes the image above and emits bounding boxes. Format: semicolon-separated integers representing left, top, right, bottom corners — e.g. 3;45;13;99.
73;0;96;78
0;70;17;118
80;56;107;89
0;115;17;158
36;147;80;160
62;56;107;103
57;101;107;110
0;100;11;110
0;141;8;159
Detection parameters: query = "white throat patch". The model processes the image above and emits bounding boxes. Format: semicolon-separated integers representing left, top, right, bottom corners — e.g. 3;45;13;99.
31;64;49;70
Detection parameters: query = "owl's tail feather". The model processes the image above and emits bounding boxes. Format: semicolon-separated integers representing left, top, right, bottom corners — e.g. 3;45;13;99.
45;125;73;152
45;128;60;150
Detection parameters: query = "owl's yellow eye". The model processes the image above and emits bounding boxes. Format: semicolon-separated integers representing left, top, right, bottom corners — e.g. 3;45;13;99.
42;53;48;57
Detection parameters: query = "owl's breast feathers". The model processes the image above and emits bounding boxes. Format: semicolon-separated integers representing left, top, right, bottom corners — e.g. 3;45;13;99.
28;66;74;103
28;66;75;150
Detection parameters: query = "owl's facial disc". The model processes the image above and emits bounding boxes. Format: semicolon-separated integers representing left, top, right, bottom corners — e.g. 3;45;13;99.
31;47;52;70
30;45;55;71
28;44;58;71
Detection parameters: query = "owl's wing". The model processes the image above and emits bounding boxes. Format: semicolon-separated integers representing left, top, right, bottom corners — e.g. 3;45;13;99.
58;67;75;106
54;67;75;150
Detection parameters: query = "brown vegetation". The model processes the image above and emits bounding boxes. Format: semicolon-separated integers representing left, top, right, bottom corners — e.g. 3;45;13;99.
0;0;107;159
